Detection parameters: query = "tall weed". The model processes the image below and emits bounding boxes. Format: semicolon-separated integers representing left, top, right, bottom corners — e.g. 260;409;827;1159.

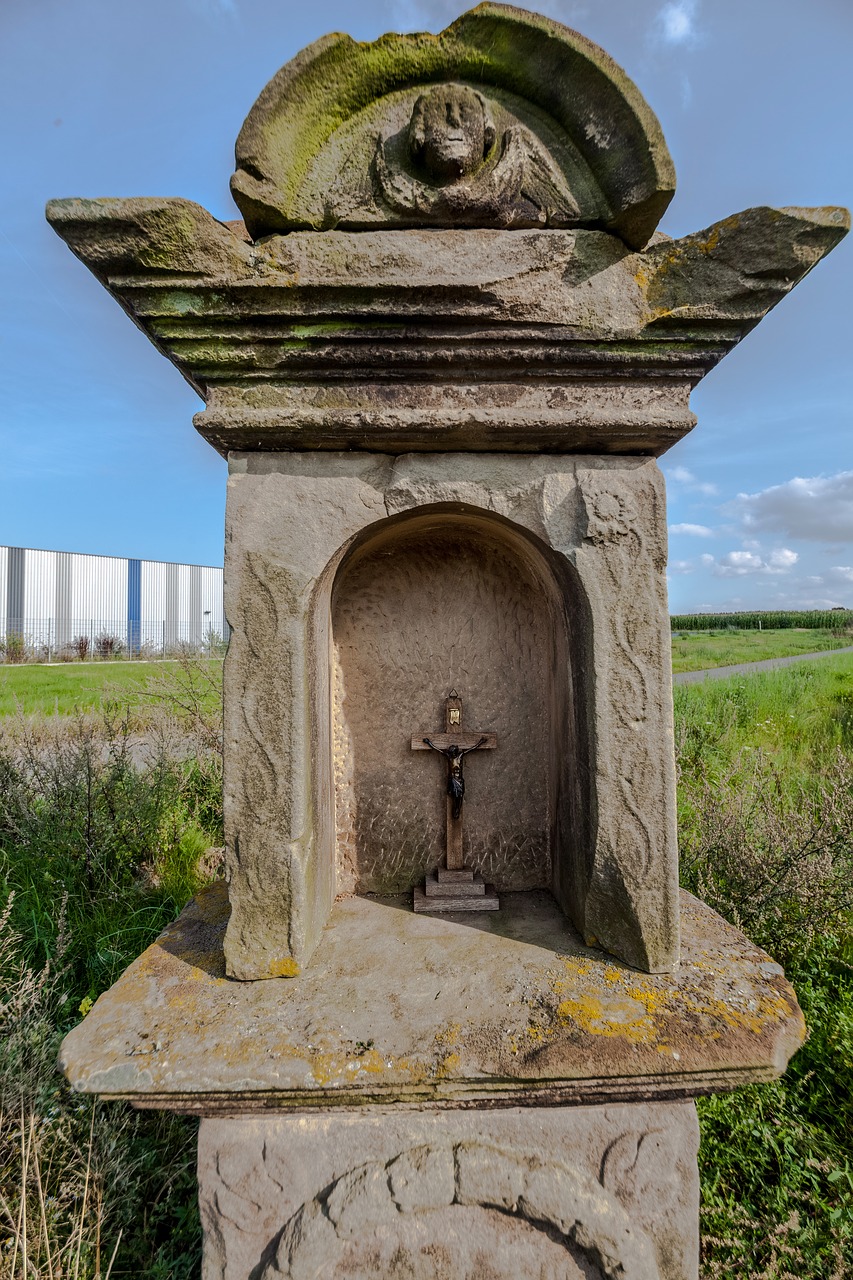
0;896;200;1278
0;661;222;1000
676;661;853;1277
0;659;222;1276
679;749;853;962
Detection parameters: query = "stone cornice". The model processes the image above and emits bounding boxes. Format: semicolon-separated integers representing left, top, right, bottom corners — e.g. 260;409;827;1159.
45;198;848;455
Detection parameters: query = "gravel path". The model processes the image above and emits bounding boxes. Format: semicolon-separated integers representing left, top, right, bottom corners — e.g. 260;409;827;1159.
673;644;853;685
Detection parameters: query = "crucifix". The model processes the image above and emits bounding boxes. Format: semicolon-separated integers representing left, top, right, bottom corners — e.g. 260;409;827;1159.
411;690;499;912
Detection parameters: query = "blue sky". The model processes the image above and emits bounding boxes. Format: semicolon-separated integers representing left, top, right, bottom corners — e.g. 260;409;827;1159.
1;0;851;610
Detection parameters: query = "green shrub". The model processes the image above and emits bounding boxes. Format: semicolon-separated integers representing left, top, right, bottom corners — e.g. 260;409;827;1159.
0;660;222;1276
0;712;222;999
676;662;853;1277
0;633;27;664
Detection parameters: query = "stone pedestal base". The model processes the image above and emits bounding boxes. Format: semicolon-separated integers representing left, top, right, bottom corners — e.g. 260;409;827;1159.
59;887;802;1277
199;1101;699;1280
414;869;500;912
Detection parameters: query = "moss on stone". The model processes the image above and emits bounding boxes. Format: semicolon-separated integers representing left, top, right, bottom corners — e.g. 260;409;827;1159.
231;7;675;246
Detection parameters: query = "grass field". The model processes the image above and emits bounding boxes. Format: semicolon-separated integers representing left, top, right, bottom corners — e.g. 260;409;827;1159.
1;632;849;717
0;659;223;717
674;654;853;1277
672;627;851;673
674;651;853;771
0;657;851;1276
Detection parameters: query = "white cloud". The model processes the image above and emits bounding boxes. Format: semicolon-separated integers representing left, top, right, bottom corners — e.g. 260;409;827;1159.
669;523;713;537
656;0;700;46
666;465;718;496
718;551;764;574
669;559;696;574
691;588;850;611
699;548;799;578
768;548;799;569
728;471;853;543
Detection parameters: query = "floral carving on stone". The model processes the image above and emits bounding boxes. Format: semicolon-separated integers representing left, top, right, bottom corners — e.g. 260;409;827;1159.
585;488;636;543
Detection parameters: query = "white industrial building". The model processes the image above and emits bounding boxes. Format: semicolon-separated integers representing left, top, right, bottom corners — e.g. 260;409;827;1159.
0;545;225;657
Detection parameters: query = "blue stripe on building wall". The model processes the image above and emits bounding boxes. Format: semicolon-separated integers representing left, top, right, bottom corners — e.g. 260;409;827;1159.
127;558;141;653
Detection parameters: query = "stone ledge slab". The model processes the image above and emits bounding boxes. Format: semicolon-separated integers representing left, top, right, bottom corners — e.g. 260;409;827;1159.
59;883;805;1114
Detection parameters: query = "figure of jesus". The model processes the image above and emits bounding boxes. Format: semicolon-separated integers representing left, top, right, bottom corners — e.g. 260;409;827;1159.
422;735;487;819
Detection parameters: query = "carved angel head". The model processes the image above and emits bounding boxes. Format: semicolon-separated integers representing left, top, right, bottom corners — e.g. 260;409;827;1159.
408;84;496;184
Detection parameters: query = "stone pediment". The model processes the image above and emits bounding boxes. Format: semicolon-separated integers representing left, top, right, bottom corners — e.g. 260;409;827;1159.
230;4;676;247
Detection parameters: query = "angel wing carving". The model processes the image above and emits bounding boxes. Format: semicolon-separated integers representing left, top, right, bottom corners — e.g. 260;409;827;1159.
371;124;581;229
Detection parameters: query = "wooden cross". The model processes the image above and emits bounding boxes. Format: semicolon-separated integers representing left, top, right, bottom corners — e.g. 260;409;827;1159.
411;691;499;912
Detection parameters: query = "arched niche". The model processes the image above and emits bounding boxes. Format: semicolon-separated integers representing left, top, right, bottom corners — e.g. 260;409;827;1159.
329;505;591;912
222;453;677;979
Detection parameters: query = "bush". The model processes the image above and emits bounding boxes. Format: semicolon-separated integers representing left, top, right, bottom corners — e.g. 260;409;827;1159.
676;678;853;1278
72;634;91;662
94;632;124;660
0;633;27;664
0;661;223;1276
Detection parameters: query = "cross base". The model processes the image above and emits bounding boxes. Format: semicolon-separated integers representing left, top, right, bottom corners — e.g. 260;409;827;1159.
413;866;500;913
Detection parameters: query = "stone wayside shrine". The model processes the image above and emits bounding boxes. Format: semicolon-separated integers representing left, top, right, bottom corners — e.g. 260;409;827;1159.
49;6;848;1278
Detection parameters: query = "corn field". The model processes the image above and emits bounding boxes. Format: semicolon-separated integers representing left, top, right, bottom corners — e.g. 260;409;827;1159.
671;610;853;632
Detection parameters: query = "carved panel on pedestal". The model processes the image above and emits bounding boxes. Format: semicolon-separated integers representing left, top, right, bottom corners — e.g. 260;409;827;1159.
260;1143;660;1280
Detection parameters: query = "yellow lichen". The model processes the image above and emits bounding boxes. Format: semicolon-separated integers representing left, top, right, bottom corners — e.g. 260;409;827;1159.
268;957;300;978
680;990;793;1036
354;1048;388;1075
624;985;671;1017
396;1057;429;1084
435;1051;462;1078
556;993;661;1044
525;1024;554;1044
696;225;721;255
